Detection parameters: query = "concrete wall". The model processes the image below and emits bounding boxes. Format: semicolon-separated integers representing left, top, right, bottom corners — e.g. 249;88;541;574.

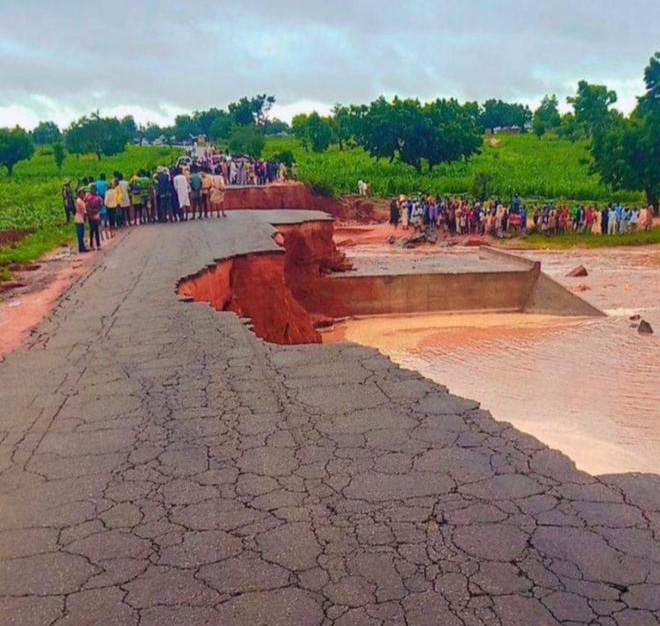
524;273;605;317
309;268;540;317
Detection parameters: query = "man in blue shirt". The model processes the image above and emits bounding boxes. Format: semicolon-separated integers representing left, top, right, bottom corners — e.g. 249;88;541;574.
95;173;109;228
95;173;108;198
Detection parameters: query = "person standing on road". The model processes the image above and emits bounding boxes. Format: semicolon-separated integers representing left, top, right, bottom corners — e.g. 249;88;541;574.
173;169;191;220
190;167;204;219
155;167;171;222
201;171;212;218
62;180;75;223
129;172;145;225
210;172;227;217
74;190;88;253
115;173;131;226
104;181;118;232
95;173;109;226
84;184;103;250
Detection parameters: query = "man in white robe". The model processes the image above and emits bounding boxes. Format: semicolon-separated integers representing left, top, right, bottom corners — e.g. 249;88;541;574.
173;171;191;220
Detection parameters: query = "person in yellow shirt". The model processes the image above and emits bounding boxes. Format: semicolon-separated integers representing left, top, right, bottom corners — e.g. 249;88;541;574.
129;173;144;224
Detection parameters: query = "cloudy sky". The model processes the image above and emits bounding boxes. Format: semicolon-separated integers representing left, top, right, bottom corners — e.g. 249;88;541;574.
0;0;657;129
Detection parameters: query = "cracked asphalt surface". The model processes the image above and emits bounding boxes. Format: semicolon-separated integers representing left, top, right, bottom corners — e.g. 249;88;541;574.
0;211;659;626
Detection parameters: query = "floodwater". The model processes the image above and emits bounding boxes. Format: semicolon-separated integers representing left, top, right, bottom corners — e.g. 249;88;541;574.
325;244;660;475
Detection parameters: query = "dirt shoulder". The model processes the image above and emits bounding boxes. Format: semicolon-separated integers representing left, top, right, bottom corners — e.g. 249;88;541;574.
0;230;126;361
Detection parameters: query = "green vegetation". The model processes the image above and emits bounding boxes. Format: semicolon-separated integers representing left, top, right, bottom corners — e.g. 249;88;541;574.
0;145;181;233
0;127;35;176
65;113;131;160
0;145;181;278
591;52;659;208
228;126;266;158
264;134;644;204
0;226;74;266
292;112;334;153
503;228;660;250
532;95;561;139
31;121;61;146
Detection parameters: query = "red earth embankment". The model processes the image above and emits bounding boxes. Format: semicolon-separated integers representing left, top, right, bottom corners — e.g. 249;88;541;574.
178;254;321;344
223;183;382;222
178;220;352;345
279;221;351;316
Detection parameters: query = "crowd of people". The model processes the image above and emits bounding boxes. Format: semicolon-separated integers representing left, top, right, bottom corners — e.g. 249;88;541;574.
182;149;295;186
62;153;292;253
388;194;655;238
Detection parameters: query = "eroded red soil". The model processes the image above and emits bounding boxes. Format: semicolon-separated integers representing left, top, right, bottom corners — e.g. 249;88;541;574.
178;221;352;345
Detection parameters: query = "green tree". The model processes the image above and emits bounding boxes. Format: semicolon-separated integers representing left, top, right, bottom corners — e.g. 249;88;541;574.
353;96;481;172
330;104;354;149
532;116;546;139
31;120;61;145
423;98;482;170
228;126;265;158
143;123;165;143
65;113;128;160
264;118;290;136
567;80;617;139
192;107;224;137
228;95;275;127
269;149;295;167
591;52;660;210
292;112;333;153
480;99;532;133
120;115;138;142
639;50;660;116
532;94;561;138
471;172;498;201
53;141;66;170
0;126;34;175
173;114;200;142
353;96;404;163
208;112;235;142
557;112;584;142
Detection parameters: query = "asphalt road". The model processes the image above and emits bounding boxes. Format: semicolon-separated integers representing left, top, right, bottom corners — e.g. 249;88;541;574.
0;212;658;625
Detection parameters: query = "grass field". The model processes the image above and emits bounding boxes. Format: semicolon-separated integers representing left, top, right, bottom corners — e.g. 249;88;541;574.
264;134;645;205
502;229;660;250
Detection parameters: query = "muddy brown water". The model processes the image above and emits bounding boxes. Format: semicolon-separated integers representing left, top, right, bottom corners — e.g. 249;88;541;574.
325;245;660;475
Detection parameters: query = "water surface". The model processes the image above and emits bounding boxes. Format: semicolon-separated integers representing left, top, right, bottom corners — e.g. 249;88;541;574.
326;246;660;475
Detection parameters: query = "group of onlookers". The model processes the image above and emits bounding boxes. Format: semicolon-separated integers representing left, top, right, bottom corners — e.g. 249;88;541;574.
185;150;294;186
532;203;654;236
62;155;292;253
388;194;655;238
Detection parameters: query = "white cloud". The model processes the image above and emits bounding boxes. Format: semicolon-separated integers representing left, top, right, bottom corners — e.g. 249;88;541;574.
0;0;656;128
271;101;334;123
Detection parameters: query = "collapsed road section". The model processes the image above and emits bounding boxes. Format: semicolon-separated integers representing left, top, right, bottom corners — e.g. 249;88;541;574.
178;210;602;345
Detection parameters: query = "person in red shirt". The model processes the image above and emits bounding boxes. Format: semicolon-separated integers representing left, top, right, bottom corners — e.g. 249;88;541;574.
84;184;103;250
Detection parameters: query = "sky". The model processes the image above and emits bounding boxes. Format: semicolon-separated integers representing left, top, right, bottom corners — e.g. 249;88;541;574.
0;0;658;130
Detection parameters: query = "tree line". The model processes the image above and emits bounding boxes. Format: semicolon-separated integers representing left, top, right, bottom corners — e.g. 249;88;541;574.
288;53;659;209
0;95;283;176
0;52;657;208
